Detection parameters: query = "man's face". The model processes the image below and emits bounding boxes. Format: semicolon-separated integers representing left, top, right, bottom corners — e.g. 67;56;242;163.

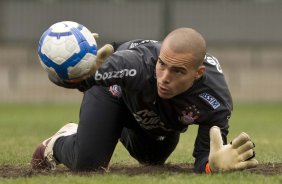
156;44;204;99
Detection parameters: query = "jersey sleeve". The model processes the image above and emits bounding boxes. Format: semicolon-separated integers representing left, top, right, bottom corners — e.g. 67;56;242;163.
93;42;159;91
192;91;231;173
192;92;231;173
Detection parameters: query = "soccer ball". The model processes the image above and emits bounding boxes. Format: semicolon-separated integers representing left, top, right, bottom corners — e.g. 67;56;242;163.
38;21;97;81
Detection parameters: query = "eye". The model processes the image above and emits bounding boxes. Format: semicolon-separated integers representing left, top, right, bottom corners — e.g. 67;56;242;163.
173;68;186;75
158;59;165;66
158;59;166;69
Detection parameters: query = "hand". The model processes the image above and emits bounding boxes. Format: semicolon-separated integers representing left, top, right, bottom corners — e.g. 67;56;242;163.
48;41;114;92
90;43;114;75
208;126;258;172
89;32;114;75
68;34;114;81
92;33;99;40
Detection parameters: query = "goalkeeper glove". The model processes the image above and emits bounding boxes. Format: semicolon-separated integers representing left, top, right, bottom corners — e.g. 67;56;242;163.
208;126;258;172
90;43;114;75
89;33;114;75
48;43;114;92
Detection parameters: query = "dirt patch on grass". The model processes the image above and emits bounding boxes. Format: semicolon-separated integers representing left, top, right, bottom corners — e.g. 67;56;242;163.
0;163;282;178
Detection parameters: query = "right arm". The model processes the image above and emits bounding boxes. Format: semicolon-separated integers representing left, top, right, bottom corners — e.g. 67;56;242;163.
49;40;160;92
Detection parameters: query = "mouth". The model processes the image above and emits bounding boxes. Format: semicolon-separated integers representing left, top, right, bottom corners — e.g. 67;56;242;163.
158;84;170;95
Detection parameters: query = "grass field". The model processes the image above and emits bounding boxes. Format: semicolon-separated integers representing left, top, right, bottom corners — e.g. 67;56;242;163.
0;103;282;183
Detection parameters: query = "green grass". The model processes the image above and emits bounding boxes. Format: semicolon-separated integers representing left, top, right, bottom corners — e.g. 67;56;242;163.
2;173;282;184
0;103;282;183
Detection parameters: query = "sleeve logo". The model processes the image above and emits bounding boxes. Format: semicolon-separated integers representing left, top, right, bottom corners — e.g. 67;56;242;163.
199;93;220;109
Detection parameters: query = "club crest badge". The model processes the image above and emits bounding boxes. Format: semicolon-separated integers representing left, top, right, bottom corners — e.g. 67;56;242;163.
109;85;122;97
179;105;200;125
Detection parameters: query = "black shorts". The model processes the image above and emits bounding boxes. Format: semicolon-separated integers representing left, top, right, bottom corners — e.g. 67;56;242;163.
54;85;179;170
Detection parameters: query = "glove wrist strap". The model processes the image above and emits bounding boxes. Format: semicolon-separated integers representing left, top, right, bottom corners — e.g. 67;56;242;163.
205;163;212;174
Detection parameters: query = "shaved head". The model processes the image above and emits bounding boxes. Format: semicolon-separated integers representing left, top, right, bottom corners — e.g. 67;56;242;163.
156;28;207;99
161;28;206;68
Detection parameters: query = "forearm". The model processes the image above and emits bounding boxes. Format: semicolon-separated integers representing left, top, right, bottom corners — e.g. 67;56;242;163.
192;126;211;173
193;155;209;173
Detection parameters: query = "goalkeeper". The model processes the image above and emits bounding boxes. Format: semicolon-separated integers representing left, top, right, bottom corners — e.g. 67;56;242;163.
31;28;258;173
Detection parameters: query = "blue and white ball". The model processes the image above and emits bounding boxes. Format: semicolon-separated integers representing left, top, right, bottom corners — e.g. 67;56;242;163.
38;21;97;81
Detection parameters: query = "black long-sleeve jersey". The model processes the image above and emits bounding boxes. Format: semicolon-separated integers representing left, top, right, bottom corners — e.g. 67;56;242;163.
93;39;233;173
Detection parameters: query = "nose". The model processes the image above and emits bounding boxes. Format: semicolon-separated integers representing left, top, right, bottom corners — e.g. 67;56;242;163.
160;69;170;84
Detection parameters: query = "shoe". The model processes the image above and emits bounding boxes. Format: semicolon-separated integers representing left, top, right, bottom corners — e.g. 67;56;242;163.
31;123;78;170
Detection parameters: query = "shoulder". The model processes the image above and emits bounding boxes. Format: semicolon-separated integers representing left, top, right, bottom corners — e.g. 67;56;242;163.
204;53;223;74
192;53;233;111
116;39;160;54
127;39;160;50
112;40;160;64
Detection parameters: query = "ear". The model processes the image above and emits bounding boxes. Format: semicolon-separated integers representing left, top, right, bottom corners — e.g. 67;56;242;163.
195;65;205;79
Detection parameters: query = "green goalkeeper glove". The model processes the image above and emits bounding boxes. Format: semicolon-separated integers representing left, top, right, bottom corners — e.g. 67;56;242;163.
208;126;258;172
